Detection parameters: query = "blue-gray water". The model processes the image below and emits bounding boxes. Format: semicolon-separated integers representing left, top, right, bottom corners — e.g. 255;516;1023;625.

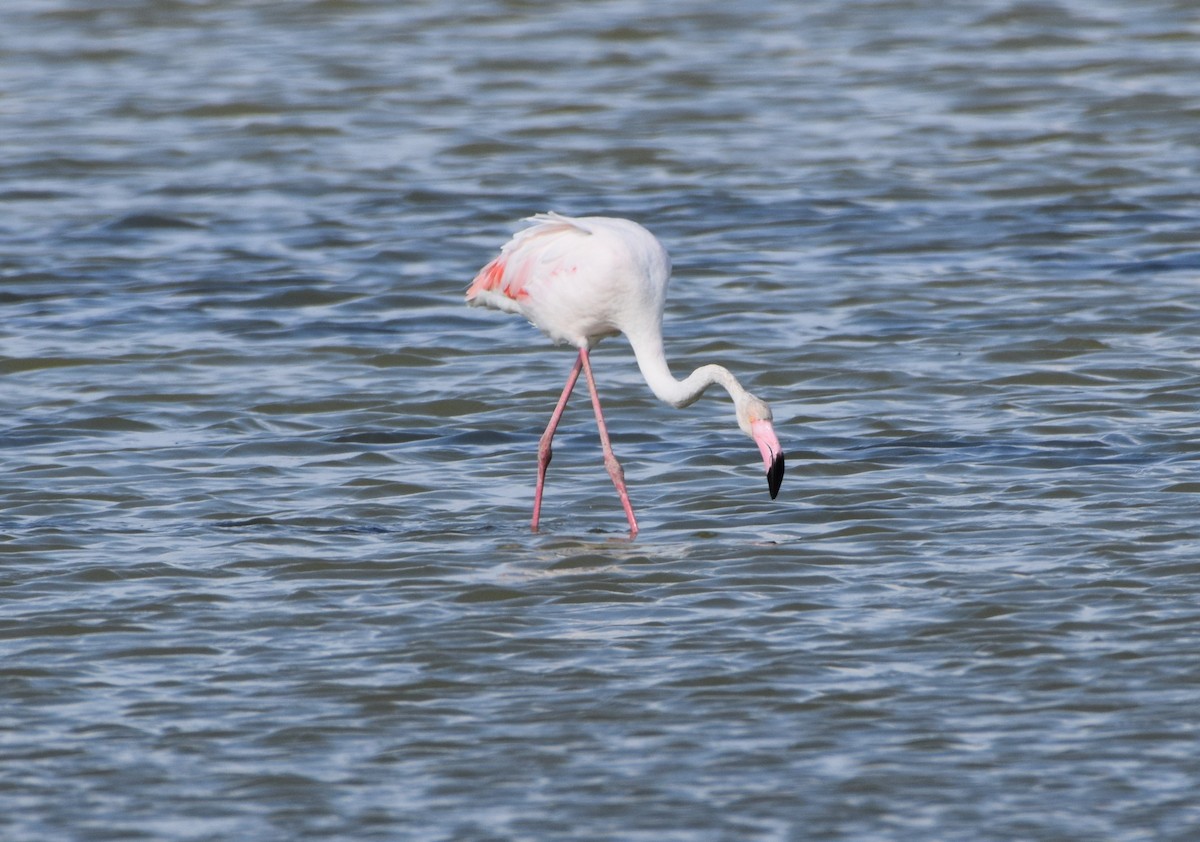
3;1;1200;840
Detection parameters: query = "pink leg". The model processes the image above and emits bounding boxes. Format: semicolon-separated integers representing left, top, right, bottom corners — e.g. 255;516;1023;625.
580;349;639;537
532;352;583;532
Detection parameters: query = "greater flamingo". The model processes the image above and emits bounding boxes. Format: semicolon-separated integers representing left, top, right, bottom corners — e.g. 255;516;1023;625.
466;212;784;536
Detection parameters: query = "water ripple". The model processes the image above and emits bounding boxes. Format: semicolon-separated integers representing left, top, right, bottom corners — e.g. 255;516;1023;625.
3;0;1200;839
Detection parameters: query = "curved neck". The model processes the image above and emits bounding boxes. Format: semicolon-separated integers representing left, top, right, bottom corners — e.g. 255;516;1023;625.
627;328;747;409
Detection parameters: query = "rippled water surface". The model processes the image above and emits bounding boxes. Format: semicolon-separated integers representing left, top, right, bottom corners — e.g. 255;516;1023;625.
4;1;1200;839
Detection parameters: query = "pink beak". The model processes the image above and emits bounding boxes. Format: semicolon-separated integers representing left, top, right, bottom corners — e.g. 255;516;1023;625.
750;419;785;499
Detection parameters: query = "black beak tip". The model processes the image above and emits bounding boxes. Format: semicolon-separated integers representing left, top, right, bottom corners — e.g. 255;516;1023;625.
767;452;785;500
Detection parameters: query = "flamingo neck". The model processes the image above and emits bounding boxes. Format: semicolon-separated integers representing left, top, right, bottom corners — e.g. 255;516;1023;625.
627;329;747;410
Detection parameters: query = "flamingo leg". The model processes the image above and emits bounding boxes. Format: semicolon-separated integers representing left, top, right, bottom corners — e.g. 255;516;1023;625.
580;348;639;537
532;351;584;532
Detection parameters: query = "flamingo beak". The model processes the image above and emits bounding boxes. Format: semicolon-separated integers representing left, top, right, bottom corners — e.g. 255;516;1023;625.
751;419;785;500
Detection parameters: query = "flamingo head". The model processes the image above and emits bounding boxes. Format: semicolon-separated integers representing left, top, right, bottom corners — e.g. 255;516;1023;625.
736;395;785;500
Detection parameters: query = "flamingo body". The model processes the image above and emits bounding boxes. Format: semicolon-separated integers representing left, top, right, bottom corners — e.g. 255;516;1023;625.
467;212;784;536
467;213;668;350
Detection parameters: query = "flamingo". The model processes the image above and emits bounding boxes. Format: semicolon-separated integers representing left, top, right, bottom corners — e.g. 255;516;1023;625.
466;212;784;536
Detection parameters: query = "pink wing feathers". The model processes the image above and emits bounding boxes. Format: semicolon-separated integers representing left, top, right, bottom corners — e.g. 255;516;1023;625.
465;213;594;307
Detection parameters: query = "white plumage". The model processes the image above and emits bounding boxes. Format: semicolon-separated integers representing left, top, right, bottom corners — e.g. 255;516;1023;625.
466;213;784;536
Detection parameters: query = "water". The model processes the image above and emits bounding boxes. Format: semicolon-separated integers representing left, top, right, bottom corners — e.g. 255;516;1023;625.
3;0;1200;839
